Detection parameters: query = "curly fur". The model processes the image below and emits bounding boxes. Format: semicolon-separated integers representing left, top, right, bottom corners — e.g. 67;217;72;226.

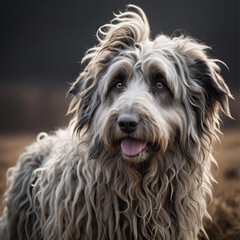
0;5;232;240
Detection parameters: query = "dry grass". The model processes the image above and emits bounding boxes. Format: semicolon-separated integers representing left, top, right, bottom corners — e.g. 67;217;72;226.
0;129;239;239
202;129;240;240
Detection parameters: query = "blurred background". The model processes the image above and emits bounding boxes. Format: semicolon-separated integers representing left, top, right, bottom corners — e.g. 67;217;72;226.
0;0;239;239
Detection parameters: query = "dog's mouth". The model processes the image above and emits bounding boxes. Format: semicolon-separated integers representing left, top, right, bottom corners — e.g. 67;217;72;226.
120;138;160;158
120;138;147;157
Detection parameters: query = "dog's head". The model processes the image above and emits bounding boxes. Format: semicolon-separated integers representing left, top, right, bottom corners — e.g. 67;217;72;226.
69;5;232;164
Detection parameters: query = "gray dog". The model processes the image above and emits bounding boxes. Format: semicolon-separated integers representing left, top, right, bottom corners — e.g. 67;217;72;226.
0;5;232;240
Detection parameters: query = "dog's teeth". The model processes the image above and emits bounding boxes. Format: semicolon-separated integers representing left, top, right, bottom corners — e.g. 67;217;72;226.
121;138;146;157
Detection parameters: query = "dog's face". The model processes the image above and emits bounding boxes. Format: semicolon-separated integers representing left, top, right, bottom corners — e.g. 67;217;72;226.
93;49;187;163
69;5;231;164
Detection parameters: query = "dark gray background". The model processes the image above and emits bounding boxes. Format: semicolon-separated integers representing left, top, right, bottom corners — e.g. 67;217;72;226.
0;0;239;132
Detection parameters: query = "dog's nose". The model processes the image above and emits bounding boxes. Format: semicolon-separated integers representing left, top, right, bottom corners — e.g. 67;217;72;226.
118;114;139;133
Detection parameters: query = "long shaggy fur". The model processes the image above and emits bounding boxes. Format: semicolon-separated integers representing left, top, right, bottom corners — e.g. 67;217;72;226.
0;5;232;240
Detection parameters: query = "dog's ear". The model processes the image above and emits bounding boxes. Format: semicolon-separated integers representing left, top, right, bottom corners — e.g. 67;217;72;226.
68;75;101;133
77;82;101;132
173;37;232;132
189;57;233;138
193;59;232;119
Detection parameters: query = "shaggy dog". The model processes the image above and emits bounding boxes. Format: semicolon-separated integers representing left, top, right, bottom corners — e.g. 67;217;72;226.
0;5;232;240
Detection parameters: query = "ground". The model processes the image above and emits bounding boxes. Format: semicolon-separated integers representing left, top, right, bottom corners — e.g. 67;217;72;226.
0;129;239;239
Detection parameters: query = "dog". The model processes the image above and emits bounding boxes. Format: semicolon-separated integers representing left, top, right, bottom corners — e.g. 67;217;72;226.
0;5;232;240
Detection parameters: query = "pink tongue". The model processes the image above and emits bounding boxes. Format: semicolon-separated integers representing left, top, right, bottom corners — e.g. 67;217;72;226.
121;139;147;157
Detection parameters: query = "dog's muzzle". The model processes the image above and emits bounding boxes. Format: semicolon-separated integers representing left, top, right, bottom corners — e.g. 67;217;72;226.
117;113;147;157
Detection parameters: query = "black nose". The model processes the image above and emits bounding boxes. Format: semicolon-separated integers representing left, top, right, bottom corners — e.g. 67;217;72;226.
117;113;139;133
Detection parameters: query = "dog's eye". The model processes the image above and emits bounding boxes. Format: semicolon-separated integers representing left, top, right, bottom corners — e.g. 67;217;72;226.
152;72;166;90
115;82;124;90
155;81;165;90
